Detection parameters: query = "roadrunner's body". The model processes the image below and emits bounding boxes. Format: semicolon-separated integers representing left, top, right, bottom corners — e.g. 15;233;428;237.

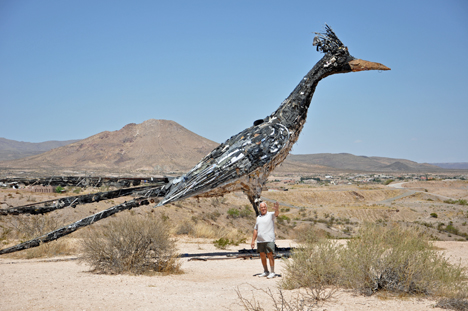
158;25;390;215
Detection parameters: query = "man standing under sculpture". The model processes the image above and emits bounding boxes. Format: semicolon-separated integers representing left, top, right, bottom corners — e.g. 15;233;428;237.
251;201;279;279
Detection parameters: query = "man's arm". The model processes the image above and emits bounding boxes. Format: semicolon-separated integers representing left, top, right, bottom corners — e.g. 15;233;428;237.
273;201;279;217
251;229;258;249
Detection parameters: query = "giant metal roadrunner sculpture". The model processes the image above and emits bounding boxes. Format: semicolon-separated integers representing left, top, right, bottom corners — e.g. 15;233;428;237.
0;25;390;255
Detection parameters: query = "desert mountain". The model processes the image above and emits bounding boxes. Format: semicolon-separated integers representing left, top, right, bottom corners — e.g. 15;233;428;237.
281;153;442;173
0;119;219;173
0;138;80;162
1;120;451;174
430;163;468;170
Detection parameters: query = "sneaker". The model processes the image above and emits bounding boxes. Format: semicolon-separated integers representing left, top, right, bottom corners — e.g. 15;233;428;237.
267;273;276;279
258;272;269;277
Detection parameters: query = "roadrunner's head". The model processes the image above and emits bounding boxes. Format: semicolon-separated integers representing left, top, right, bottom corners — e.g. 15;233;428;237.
313;24;390;74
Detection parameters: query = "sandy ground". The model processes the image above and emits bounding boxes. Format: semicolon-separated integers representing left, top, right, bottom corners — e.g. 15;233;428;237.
1;239;468;311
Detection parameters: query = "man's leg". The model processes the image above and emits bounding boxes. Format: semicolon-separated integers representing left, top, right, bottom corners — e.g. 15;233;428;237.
266;243;276;278
267;252;275;274
259;252;269;276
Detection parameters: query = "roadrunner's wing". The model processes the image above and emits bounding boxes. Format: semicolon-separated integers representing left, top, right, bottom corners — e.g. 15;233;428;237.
158;120;289;205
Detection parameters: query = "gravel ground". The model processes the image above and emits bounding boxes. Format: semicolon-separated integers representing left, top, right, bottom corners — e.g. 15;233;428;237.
1;238;467;311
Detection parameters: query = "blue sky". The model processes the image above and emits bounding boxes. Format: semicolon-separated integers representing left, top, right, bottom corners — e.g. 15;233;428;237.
1;0;467;163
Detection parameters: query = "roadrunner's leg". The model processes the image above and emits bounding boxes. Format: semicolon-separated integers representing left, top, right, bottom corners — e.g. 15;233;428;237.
244;188;262;217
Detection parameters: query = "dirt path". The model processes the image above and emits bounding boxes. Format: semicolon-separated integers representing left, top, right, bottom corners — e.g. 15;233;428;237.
1;239;467;310
385;182;455;202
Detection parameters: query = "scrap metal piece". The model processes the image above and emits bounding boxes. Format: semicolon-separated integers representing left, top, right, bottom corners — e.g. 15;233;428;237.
0;182;168;216
0;176;168;188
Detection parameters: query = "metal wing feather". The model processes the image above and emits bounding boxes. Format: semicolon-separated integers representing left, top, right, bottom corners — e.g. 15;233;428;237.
158;120;289;205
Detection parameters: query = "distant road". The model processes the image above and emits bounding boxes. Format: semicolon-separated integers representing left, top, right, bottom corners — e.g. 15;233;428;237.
383;181;454;203
387;182;407;189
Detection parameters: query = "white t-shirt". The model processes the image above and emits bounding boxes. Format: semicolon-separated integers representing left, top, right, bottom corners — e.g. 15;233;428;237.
254;211;276;243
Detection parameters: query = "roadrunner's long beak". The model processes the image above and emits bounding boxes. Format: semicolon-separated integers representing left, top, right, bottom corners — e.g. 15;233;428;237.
348;59;390;72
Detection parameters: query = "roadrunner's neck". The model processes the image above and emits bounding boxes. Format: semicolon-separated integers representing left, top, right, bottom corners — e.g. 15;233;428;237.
270;55;337;141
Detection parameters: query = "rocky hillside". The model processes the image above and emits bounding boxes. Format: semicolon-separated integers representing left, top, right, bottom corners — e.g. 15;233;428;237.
0;119;218;173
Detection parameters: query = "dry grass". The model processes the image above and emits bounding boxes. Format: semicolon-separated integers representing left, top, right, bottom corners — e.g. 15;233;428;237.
282;226;341;303
173;218;247;242
0;213;75;258
79;214;181;275
236;285;330;311
263;188;402;208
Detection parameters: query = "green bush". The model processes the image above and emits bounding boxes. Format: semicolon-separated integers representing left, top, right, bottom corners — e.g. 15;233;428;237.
213;237;247;249
227;208;240;218
240;206;253;218
431;213;438;218
80;214;181;275
54;186;65;193
444;199;468;206
227;206;253;219
277;215;291;224
213;237;230;249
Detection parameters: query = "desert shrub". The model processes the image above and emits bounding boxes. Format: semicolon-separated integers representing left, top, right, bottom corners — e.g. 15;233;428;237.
227;206;253;219
213;236;247;249
341;223;467;296
283;222;468;300
54;186;64;193
204;210;221;221
436;297;468;310
277;215;291;225
240;205;253;218
213;237;231;249
211;197;221;207
440;222;468;239
175;220;195;235
431;213;438;218
0;224;12;244
282;236;341;302
212;227;247;249
444;199;468;206
79;214;181;275
283;226;340;302
0;214;74;258
227;208;240;218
